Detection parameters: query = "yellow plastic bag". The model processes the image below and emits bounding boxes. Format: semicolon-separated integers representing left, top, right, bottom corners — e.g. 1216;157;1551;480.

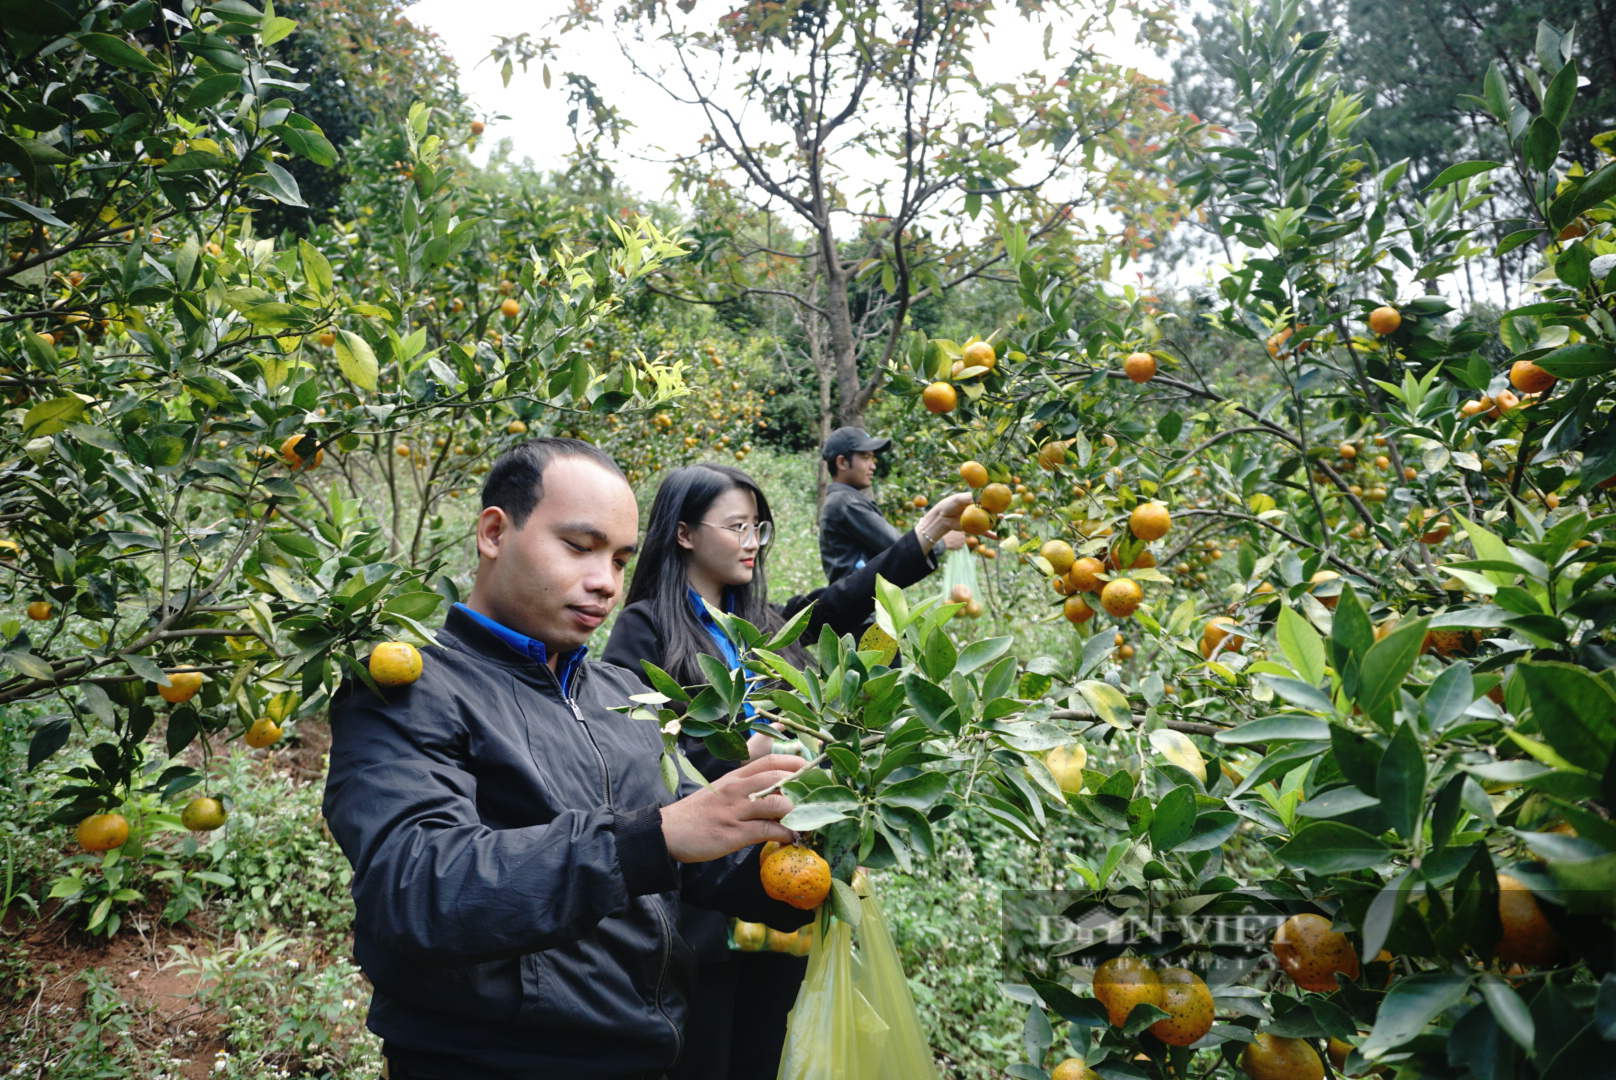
776;915;888;1080
775;878;938;1080
851;886;939;1080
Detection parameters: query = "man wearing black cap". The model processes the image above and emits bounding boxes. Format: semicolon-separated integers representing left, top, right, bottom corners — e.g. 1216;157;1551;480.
819;426;964;583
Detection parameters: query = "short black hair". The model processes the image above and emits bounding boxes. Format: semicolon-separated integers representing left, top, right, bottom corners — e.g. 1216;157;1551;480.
480;437;626;527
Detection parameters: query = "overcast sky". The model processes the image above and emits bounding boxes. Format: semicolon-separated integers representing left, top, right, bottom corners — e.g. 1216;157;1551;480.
408;0;1173;207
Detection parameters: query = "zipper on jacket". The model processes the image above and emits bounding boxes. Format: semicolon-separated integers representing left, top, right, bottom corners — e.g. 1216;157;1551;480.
548;665;613;807
650;895;682;1062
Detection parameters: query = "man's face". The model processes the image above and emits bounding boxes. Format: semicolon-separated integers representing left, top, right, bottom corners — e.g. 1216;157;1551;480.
839;450;878;490
471;456;639;660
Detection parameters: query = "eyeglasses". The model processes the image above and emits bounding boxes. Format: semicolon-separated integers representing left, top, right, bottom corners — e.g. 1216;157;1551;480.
698;520;773;547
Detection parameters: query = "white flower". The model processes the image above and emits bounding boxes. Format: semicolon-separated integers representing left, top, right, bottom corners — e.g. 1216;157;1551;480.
285;958;300;970
342;998;356;1009
661;718;682;736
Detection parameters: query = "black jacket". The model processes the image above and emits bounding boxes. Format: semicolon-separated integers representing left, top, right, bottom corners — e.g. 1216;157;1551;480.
819;481;942;583
322;606;812;1080
601;530;938;963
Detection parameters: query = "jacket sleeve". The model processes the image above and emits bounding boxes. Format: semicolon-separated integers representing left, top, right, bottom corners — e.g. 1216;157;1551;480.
321;670;680;966
781;528;939;639
833;489;905;553
600;604;663;688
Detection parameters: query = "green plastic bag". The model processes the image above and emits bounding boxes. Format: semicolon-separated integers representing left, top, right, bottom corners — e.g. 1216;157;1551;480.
775;878;938;1080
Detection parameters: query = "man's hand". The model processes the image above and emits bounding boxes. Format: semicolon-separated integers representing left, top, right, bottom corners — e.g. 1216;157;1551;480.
915;492;975;548
661;754;807;863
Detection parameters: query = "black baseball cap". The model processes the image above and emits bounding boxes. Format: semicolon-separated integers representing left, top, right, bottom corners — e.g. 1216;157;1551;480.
821;426;891;462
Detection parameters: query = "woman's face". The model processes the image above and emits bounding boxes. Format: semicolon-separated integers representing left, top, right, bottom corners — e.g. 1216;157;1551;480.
679;485;761;588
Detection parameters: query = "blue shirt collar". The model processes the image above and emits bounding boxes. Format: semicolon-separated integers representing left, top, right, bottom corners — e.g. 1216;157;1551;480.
453;603;587;694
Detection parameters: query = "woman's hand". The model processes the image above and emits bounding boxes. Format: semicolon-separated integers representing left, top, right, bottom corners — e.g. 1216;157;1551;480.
746;724;783;761
915;491;975;549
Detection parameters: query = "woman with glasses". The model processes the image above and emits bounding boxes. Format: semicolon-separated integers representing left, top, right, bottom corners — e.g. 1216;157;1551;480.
602;462;969;1080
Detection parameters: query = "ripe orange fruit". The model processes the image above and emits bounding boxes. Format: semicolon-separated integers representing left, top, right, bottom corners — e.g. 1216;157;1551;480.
507;419;529;435
280;433;323;471
1272;912;1360;992
159;670;204;704
1241;1033;1324;1080
1037;441;1067;470
244;717;283;749
181;797;227;832
1266;326;1295;357
369;642;424;686
500;298;520;318
1149;968;1214;1046
1494;872;1566;966
317;331;336;347
77;812;130;852
1368;306;1402;335
1327;1036;1385;1078
787;923;814;956
1100;578;1143;618
1123;351;1157;383
26;601;51;621
912;494;928;509
732;920;766;951
1067;556;1104;594
960;505;993;535
1415;510;1450;545
1063;595;1095;625
1129;502;1170;541
1051;1058;1100;1080
1092;955;1163;1028
962;340;996;369
922;382;957;413
980;483;1012;513
1308;570;1341;608
759;843;831;910
1041;540;1077;575
1200;616;1244;659
1510;359;1556;394
766;926;799;953
959;460;988;488
470;120;486;136
1338;441;1357;460
1491;389;1520;417
950;583;973;604
1460;398;1489;418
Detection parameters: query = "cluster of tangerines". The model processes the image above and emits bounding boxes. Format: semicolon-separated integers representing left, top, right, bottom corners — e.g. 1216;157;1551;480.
920;339;1000;415
730;918;814;957
1459;358;1556;422
1049;879;1564;1080
72;645;423;853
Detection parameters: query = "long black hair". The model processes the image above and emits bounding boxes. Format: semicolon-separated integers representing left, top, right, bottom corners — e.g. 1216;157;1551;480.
623;463;788;686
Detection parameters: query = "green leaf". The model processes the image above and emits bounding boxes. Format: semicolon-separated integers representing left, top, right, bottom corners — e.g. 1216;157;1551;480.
1477;975;1536;1052
23;396;89;438
1535;342;1616;379
1523;116;1561;174
879;770;950;811
75;32;164;73
1357;617;1428;724
298;239;333;299
1496;228;1545;257
1516;660;1616;763
334;330;379;391
955;636;1013;676
1483;62;1511;122
1274;821;1391;873
639;662;691;703
1425;161;1503;191
260;14;298;45
1541;58;1578;128
1376;721;1426;841
1148;785;1197;850
1076;680;1132;727
1424;661;1475;729
873;574;909;634
1360;974;1472;1059
1214;715;1330;744
780;805;850;831
904;675;958;733
830;877;861;928
1277;604;1326;686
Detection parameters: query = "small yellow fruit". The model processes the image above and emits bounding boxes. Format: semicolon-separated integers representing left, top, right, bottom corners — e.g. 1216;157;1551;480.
1368;306;1402;335
1242;1033;1324;1080
980;483;1013;513
1149;967;1214;1046
1067;557;1104;594
733;920;767;951
1509;360;1556;394
1063;595;1095;625
369;642;424;686
962;340;996;369
280;433;323;471
500;298;520;319
1100;578;1143;618
181;797;228;832
1045;743;1088;794
507;419;529;435
1123;351;1157;383
159;670;204;704
1129;502;1170;541
26;600;51;621
244;717;283;749
1200;616;1244;659
77;813;130;852
1308;570;1341;608
1041;540;1077;575
1272;912;1360;992
960;505;993;535
1092;956;1163;1028
922;382;957;414
1051;1058;1100;1080
959;460;988;488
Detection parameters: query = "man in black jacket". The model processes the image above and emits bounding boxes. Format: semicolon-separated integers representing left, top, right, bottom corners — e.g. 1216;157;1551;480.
323;438;812;1080
819;426;964;583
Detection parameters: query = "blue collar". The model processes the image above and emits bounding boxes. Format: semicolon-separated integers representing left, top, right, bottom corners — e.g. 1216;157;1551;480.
454;603;587;694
